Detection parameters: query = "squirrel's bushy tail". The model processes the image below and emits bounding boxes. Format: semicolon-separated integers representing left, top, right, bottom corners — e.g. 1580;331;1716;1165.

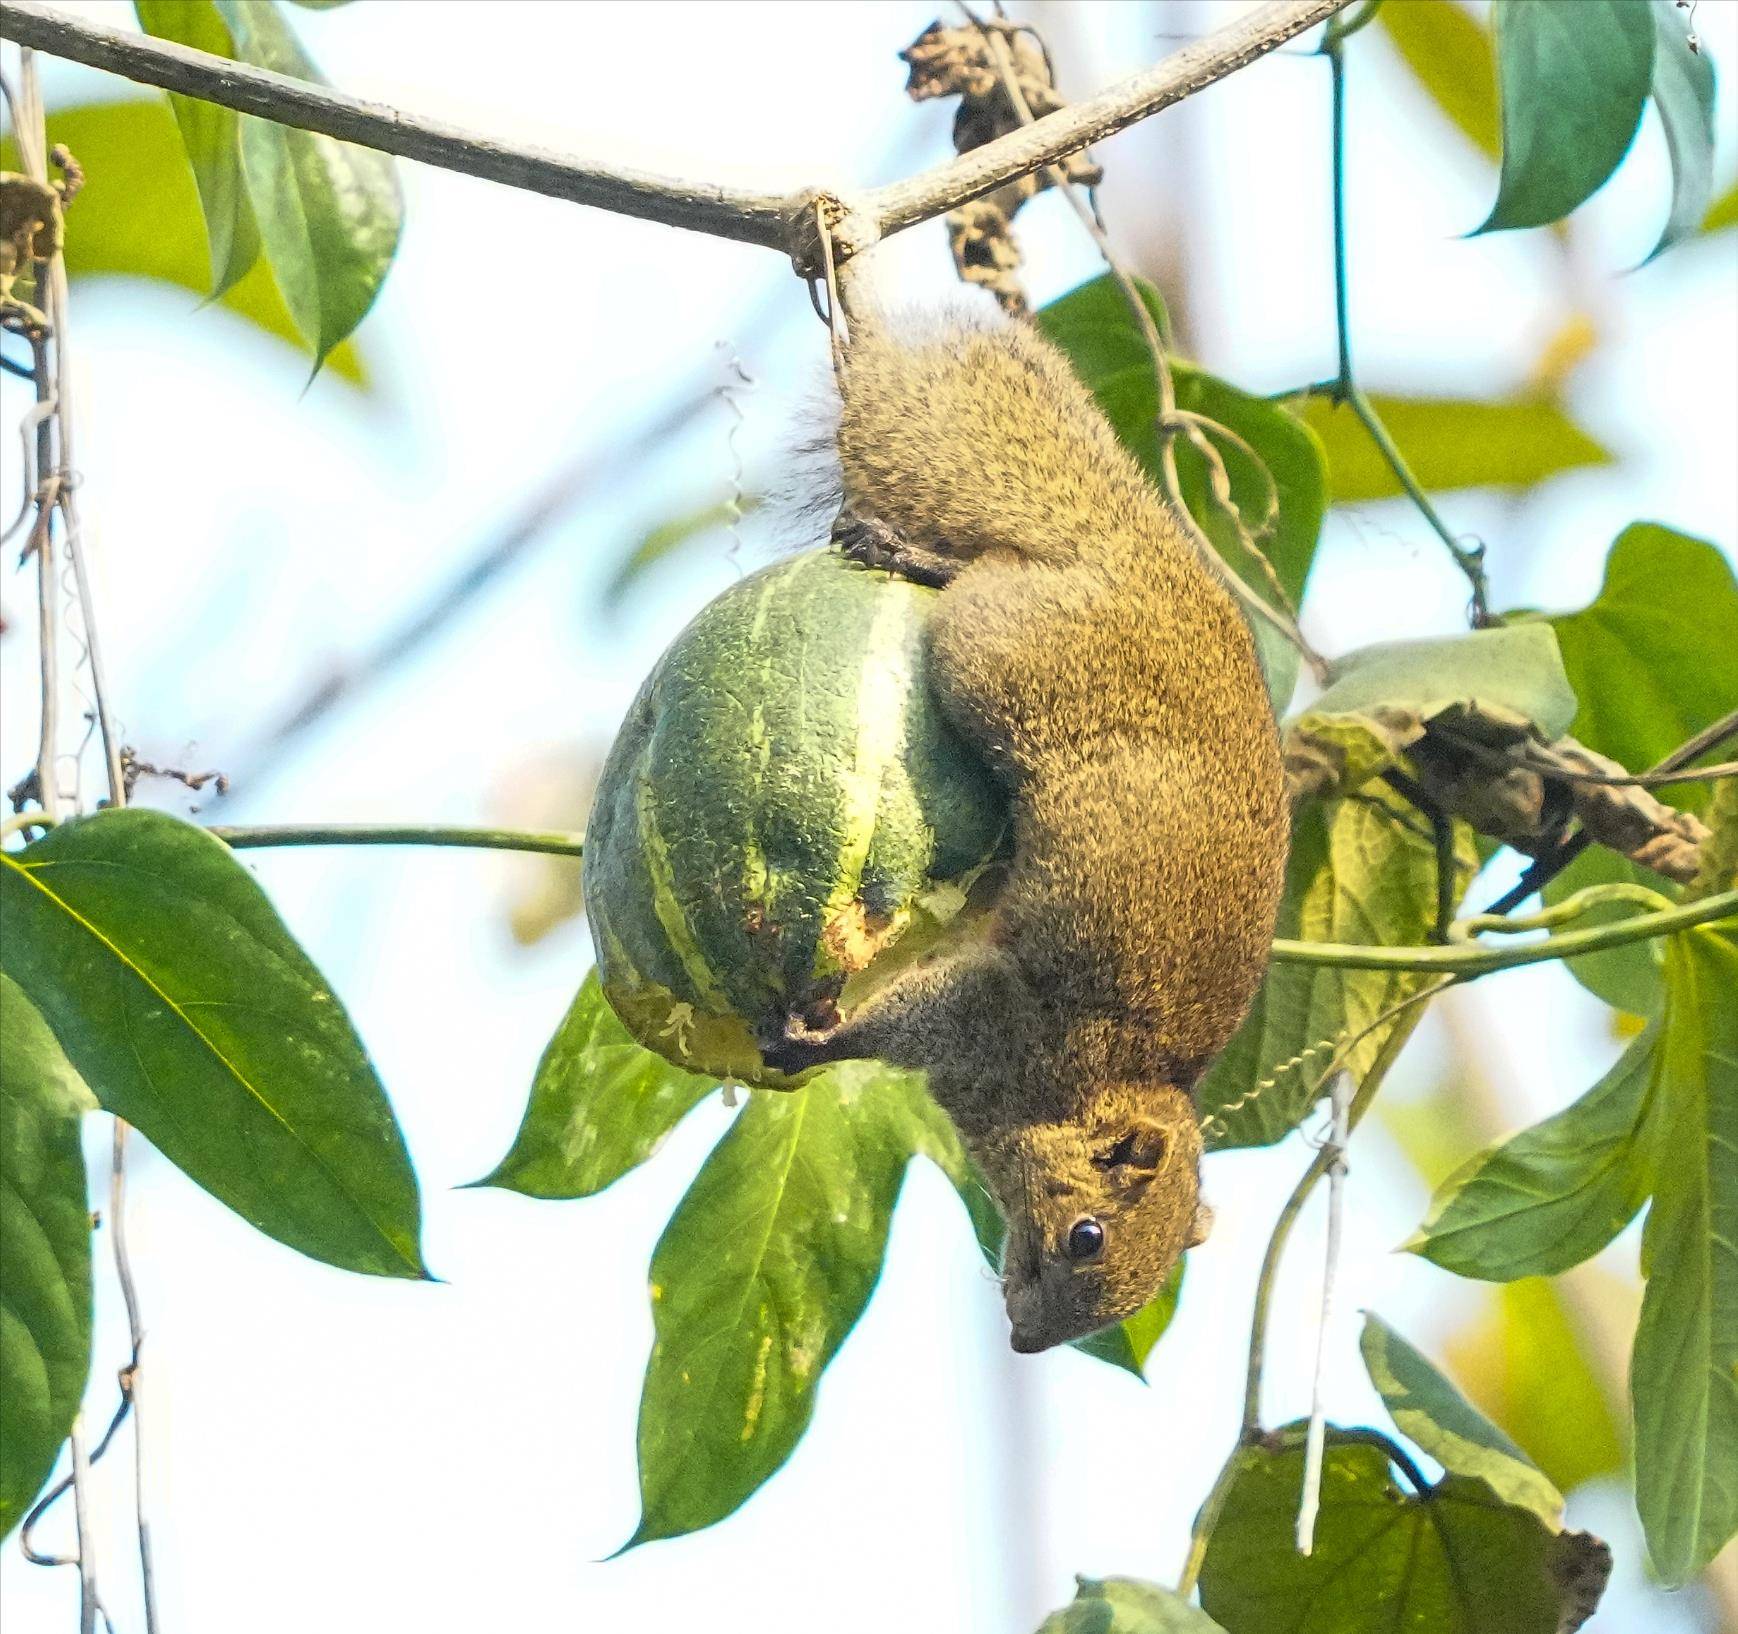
835;314;1170;564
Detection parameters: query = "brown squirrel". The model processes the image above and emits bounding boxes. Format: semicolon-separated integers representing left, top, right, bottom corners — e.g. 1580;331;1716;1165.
761;313;1289;1353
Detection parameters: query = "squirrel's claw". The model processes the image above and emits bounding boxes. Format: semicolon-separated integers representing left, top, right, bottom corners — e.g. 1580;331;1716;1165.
757;1009;846;1076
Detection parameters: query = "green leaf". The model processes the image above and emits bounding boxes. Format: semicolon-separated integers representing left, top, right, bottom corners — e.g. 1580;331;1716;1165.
1201;786;1472;1148
1481;0;1655;233
1296;395;1612;504
133;1;261;297
0;976;94;1542
0;101;367;383
1360;1313;1563;1525
627;1062;963;1544
213;0;402;367
1036;271;1172;379
1378;0;1499;159
1036;1576;1227;1634
1407;1028;1659;1279
472;970;715;1197
1304;625;1578;743
1198;1429;1611;1634
1646;0;1718;260
1546;522;1738;816
1631;924;1738;1584
1539;520;1737;1006
0;810;423;1277
1443;1275;1627;1496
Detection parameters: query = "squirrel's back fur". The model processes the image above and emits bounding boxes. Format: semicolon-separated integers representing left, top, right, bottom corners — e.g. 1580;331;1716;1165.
837;316;1288;1081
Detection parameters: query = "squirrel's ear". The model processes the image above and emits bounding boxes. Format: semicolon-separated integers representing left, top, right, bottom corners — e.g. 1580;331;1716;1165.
1104;1117;1173;1174
1187;1200;1215;1248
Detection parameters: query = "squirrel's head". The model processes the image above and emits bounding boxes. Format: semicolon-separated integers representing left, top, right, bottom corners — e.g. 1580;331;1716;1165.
981;1085;1209;1354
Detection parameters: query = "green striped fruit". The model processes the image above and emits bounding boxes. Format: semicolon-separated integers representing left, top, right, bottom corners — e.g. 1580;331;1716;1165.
584;548;1006;1086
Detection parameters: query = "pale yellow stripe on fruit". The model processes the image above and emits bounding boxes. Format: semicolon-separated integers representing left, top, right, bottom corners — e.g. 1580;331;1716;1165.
817;592;913;962
740;702;771;905
743;571;784;912
635;774;729;1008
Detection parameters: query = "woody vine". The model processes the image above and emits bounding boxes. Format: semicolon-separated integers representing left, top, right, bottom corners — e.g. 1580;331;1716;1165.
1;3;1734;1632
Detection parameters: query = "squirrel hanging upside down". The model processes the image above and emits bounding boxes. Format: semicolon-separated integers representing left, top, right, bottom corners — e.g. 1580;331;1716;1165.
761;313;1289;1353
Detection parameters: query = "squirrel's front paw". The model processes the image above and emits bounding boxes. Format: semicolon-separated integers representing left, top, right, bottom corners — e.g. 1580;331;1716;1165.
757;1007;846;1076
832;513;904;573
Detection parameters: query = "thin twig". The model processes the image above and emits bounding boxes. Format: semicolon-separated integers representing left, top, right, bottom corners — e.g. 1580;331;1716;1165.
0;0;1351;268
211;822;586;857
1270;888;1735;971
1317;18;1491;624
12;54;63;823
70;1419;98;1634
1296;1066;1350;1555
110;1123;157;1633
49;248;127;807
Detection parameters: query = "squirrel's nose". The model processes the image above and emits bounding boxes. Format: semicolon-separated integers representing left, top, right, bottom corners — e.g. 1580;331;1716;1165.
1009;1324;1048;1354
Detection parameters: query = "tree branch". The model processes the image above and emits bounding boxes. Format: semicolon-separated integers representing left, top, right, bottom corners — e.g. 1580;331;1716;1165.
0;0;1351;265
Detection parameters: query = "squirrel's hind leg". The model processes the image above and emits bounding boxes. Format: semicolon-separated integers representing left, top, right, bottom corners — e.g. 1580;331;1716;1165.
833;511;960;589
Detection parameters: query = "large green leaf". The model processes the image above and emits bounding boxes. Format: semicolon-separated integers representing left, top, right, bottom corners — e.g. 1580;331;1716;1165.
0;976;94;1542
1481;0;1655;233
1543;522;1738;1008
1542;522;1738;1006
1295;395;1611;504
1631;924;1738;1584
133;1;260;297
197;0;402;367
1645;0;1718;260
1036;1577;1227;1634
1546;522;1738;813
0;810;423;1277
1378;0;1499;159
627;1062;973;1544
1360;1313;1563;1524
0;102;366;383
1197;1429;1610;1634
1201;786;1469;1148
1304;625;1577;742
473;970;715;1197
1406;1029;1659;1279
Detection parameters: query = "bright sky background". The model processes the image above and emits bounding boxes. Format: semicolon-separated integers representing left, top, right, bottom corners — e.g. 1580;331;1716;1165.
2;2;1736;1631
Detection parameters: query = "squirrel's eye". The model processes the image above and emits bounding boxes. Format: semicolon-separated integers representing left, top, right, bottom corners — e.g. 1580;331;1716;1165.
1066;1216;1105;1262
